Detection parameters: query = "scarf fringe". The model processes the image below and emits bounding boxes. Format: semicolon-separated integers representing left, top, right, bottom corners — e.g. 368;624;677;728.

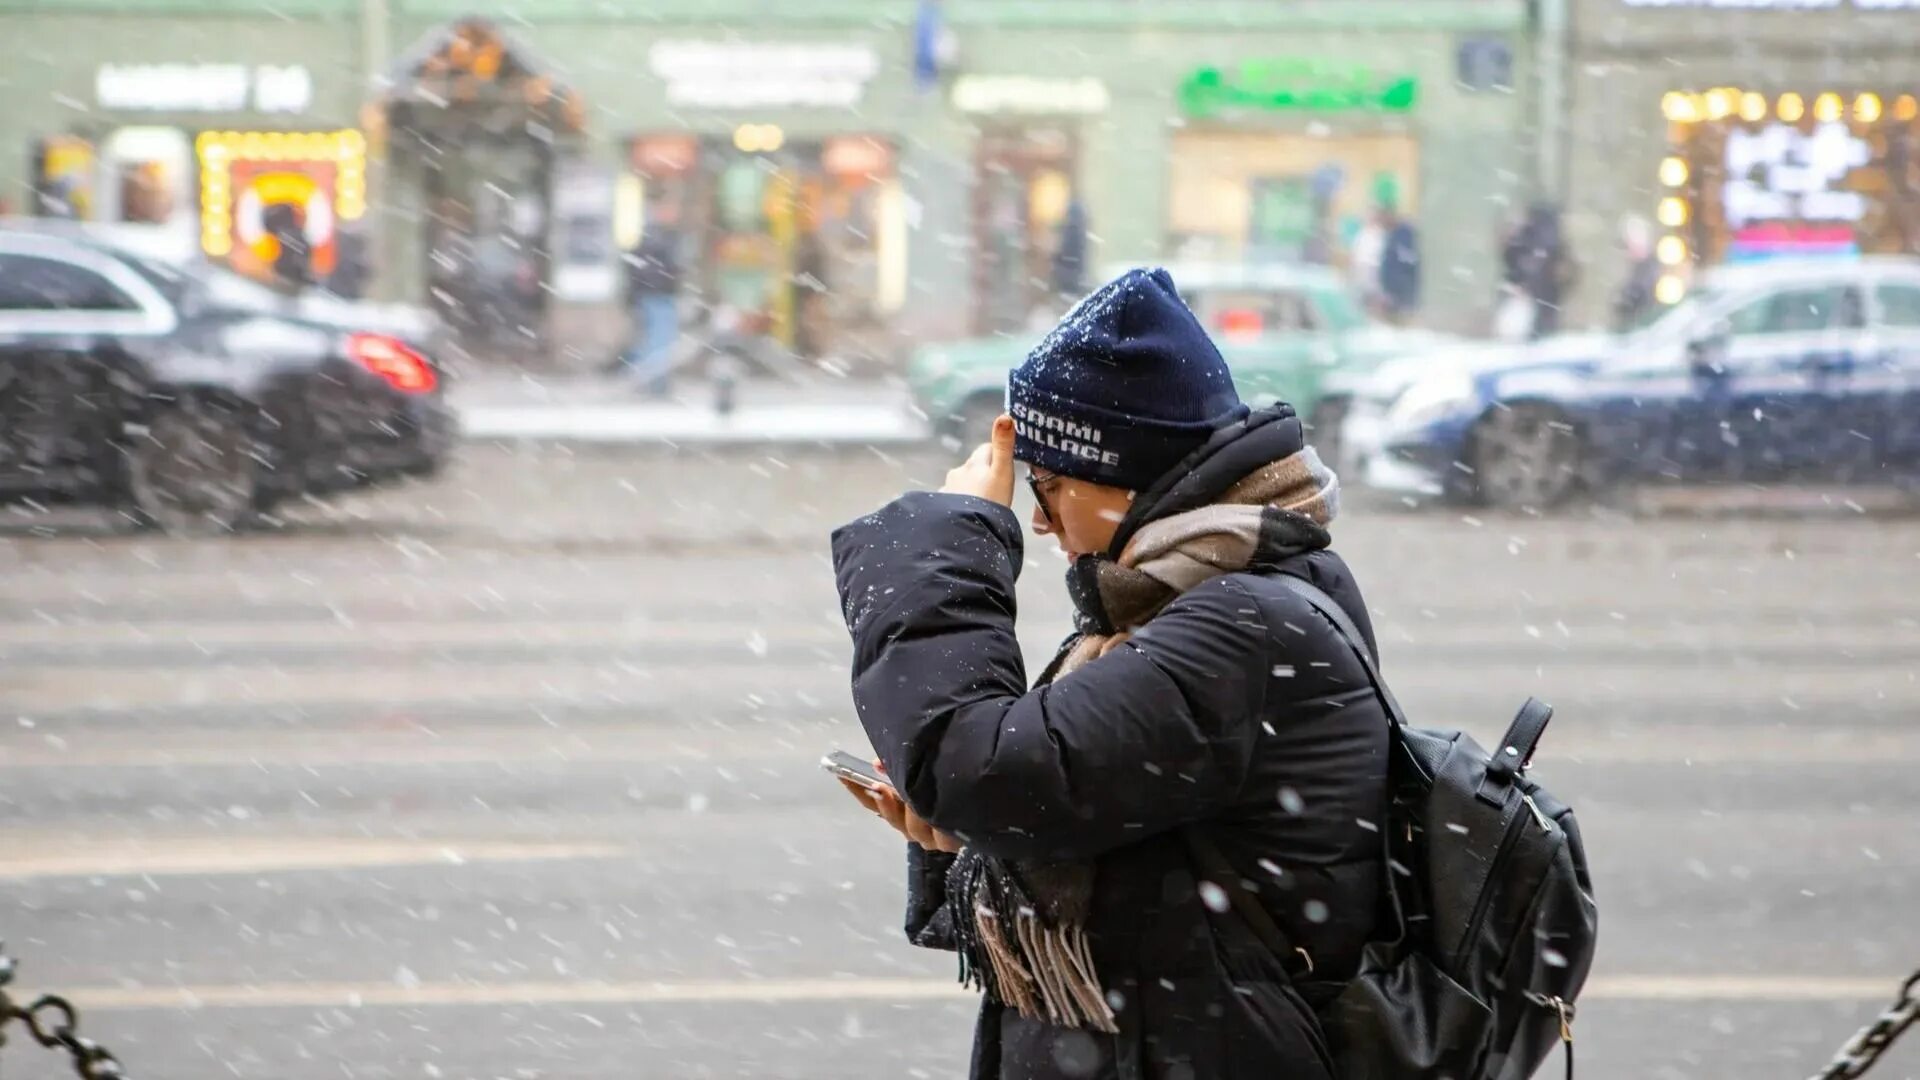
951;859;1118;1034
981;901;1118;1033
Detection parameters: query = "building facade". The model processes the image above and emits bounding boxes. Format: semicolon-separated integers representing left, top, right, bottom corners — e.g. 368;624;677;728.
1;0;1538;365
1561;0;1920;323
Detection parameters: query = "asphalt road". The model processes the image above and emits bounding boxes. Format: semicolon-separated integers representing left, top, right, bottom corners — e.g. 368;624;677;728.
1;443;1917;1080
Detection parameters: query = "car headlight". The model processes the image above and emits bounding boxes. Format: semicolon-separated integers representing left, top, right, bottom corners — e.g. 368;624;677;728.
1386;374;1477;431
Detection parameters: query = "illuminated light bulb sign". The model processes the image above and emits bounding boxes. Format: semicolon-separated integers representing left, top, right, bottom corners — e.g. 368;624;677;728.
1721;120;1870;230
196;129;365;277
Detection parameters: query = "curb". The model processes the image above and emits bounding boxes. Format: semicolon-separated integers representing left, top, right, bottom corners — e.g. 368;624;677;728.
455;405;932;448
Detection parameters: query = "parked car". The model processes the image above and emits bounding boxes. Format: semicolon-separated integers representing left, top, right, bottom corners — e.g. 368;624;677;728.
1342;257;1920;509
0;230;453;532
905;262;1458;462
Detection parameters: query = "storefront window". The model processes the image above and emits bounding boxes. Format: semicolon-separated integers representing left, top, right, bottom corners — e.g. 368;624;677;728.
627;132;903;362
101;127;193;229
1165;129;1418;273
31;136;96;219
971;128;1082;334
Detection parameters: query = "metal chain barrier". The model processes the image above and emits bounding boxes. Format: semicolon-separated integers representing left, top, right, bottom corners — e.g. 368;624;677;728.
0;944;128;1079
1808;967;1920;1080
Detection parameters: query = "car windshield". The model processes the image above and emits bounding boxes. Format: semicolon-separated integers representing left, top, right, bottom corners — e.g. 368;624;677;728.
195;265;291;312
1623;288;1718;344
116;251;288;313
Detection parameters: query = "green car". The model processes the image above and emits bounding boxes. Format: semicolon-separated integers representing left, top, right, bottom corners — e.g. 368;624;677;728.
908;262;1460;464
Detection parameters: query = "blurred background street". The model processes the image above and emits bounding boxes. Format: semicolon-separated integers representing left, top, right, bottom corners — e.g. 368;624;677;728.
6;0;1920;1075
2;443;1917;1079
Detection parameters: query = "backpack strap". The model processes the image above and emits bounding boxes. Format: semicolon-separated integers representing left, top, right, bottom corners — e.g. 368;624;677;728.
1272;572;1414;943
1272;573;1407;731
1489;697;1554;783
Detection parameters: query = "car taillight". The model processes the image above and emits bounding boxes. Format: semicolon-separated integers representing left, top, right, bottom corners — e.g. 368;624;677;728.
1217;308;1263;339
347;333;438;394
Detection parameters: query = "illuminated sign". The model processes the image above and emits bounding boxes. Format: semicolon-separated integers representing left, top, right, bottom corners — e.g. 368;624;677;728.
647;41;878;109
195;130;365;270
1179;60;1417;119
1650;88;1917;297
95;64;312;114
1722;122;1869;229
951;75;1110;116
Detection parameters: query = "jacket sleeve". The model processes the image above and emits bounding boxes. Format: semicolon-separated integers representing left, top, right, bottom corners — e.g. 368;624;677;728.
905;846;958;951
831;492;1272;863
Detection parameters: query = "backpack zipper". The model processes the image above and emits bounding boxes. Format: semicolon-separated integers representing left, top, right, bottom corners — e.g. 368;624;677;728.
1522;791;1555;833
1451;798;1533;972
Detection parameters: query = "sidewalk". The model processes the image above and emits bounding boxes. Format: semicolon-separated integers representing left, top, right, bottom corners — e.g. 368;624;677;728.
451;372;932;446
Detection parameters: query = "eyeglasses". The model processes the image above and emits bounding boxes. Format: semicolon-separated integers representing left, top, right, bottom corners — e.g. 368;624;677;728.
1027;468;1059;529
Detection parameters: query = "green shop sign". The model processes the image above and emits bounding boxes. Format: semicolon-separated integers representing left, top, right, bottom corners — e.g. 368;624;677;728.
1178;60;1418;118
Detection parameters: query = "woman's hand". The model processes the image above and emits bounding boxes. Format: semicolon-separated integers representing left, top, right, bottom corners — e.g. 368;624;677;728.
940;414;1016;507
839;761;963;853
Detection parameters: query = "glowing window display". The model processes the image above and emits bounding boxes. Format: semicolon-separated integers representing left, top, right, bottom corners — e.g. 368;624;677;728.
196;129;366;281
1652;88;1920;297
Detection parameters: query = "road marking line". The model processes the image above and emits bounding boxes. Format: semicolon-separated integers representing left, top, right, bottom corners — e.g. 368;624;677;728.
0;838;625;881
34;974;1903;1013
7;662;1920;714
5;619;1913;652
1;727;1913;769
0;620;842;647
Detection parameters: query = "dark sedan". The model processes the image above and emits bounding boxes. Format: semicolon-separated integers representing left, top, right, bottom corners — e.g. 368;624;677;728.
0;230;452;532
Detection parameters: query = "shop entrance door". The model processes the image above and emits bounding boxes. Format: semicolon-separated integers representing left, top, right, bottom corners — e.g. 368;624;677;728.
381;17;586;365
971;129;1080;335
421;138;552;360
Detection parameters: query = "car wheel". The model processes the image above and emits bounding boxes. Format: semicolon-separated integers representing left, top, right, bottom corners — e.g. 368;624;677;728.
1306;396;1350;475
125;396;260;535
1469;402;1583;511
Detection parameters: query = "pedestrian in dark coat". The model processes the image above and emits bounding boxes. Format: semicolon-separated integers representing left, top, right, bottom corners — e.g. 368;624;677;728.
1377;207;1422;322
831;268;1389;1080
1504;203;1575;339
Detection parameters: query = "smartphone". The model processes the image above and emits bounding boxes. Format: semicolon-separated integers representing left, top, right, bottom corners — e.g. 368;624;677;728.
821;750;894;795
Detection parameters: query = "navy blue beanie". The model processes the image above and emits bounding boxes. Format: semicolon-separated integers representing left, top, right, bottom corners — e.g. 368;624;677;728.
1008;267;1245;490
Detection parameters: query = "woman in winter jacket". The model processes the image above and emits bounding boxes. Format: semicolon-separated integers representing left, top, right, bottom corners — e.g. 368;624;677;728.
831;268;1390;1080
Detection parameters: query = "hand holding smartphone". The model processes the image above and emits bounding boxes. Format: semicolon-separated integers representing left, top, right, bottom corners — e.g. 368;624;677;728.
821;749;894;794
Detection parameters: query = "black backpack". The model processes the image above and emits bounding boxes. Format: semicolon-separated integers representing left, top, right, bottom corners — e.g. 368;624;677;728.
1187;574;1599;1080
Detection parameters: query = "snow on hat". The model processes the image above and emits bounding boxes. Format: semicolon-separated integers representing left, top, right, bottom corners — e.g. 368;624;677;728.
1007;267;1246;491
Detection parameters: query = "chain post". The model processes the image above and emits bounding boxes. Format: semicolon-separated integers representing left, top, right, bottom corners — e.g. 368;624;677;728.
1809;968;1920;1080
0;941;130;1080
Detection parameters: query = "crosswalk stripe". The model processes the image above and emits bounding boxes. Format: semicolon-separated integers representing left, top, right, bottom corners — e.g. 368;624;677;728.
1;724;1916;769
0;837;625;881
6;661;1917;713
36;973;1905;1012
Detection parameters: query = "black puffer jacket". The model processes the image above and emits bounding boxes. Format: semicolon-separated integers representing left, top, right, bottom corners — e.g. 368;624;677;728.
831;410;1389;1080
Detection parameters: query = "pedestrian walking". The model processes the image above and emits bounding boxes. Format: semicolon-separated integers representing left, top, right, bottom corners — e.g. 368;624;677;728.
265;202;314;294
1612;215;1661;331
1377;205;1421;323
830;267;1388;1079
623;210;683;395
1503;203;1575;339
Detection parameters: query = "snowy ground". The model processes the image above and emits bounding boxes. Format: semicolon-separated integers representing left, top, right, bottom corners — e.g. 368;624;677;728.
1;444;1916;1079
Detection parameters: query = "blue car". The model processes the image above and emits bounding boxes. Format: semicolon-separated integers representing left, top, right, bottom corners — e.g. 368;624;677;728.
1341;258;1920;509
